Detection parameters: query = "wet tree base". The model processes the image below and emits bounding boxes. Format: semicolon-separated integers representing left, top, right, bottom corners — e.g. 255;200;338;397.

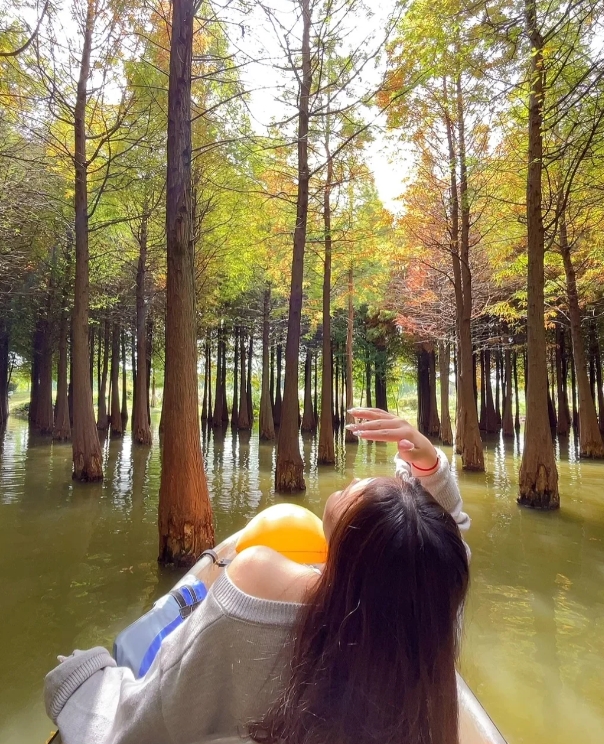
72;456;103;482
158;521;214;568
461;461;485;472
157;551;199;569
317;454;336;465
519;459;559;509
275;460;306;493
517;493;560;510
72;472;103;483
133;420;152;445
579;445;604;459
460;437;485;472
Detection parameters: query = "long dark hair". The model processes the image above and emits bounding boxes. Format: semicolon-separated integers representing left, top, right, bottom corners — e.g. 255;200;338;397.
248;476;469;744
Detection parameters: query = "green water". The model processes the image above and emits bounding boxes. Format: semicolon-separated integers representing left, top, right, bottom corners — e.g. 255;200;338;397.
0;416;603;744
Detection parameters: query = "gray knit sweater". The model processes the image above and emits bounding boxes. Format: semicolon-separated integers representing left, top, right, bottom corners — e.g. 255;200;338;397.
45;449;468;744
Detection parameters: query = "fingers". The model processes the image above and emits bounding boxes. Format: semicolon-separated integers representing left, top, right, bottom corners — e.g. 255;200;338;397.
348;407;396;420
352;428;414;441
397;439;414;451
347;418;409;432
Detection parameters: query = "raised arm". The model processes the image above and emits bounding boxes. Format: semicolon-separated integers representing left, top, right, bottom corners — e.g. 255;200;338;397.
346;408;470;535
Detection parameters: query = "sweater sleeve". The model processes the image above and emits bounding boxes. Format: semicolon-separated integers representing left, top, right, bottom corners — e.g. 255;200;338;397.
44;645;169;744
43;582;226;744
394;448;471;536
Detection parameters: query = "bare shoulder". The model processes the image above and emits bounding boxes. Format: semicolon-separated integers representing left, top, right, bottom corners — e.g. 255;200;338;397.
227;546;318;603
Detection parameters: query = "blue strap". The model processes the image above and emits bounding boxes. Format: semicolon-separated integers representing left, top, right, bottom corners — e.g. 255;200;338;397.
138;614;183;677
138;581;208;677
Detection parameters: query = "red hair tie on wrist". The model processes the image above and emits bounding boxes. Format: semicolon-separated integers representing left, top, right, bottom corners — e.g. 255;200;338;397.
412;455;439;472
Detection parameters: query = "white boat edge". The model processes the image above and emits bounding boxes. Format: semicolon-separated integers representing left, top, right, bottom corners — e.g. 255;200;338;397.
458;673;508;744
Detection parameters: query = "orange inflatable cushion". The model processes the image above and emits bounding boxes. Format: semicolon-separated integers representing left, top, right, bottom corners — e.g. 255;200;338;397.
235;503;328;564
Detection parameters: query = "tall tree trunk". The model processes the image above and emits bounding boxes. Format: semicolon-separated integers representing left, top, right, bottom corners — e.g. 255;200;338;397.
68;335;74;427
479;350;486;431
238;330;251;430
570;343;578;431
131;327;137;426
589;336;596;403
110;322;122;437
212;330;224;427
318;155;335;463
445;75;484;470
97;319;110;431
30;323;41;426
454;344;462;453
231;327;239;427
313;351;318;426
89;325;94;393
274;343;282;427
345;266;355;443
246;332;253;423
547;370;557;433
555;324;570;436
439;341;453;445
259;288;275;440
201;338;209;423
484;349;499;433
53;309;71;441
519;0;559;507
275;0;311;491
159;0;214;565
428;348;440;436
331;348;340;431
0;319;9;428
513;350;521;431
201;331;211;421
121;330;128;430
36;314;54;435
502;349;514;437
340;356;346;426
133;217;151;444
96;323;102;417
560;212;604;457
590;322;604;434
375;357;388;411
494;350;502;429
145;318;153;425
222;337;229;423
458;75;483;469
269;344;275;413
207;339;213;424
72;0;102;480
365;359;372;408
417;348;430;435
472;350;478;415
301;349;315;432
133;337;150;436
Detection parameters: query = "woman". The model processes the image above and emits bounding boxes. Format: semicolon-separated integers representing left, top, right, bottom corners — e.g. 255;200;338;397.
45;408;470;744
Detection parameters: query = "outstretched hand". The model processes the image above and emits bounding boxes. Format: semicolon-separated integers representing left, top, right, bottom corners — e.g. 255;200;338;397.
346;408;439;475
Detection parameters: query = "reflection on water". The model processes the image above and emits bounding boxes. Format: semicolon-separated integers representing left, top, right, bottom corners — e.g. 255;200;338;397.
0;417;603;744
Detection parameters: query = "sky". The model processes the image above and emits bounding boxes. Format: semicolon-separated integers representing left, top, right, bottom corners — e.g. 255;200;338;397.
229;0;413;214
